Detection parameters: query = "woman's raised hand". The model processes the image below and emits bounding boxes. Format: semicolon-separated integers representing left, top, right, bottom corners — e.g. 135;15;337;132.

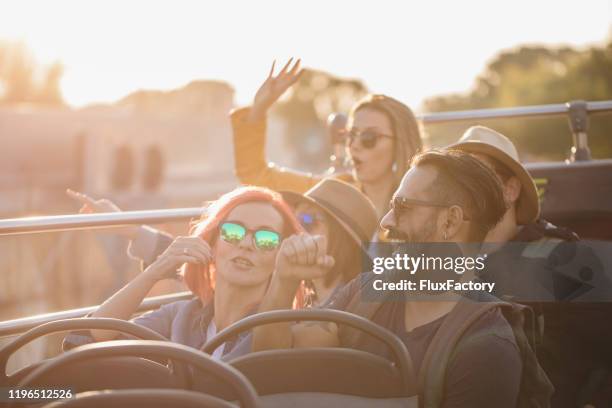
144;236;212;282
274;233;335;285
249;58;303;121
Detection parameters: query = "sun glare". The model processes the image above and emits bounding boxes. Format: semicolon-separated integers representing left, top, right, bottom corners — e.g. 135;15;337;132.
0;0;609;108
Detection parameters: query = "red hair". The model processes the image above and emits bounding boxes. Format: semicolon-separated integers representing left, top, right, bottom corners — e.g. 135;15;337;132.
181;186;305;307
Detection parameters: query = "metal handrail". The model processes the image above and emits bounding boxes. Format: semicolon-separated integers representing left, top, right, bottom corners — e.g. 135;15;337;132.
0;292;193;338
417;99;612;123
0;207;205;236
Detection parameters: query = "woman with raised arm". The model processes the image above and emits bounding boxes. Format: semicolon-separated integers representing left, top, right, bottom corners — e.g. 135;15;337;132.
231;58;422;220
64;186;304;359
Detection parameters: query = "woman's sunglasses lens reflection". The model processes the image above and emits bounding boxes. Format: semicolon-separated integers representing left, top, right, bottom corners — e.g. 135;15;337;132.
220;222;280;251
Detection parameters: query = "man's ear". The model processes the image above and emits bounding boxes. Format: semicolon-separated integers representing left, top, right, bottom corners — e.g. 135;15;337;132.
504;176;521;206
443;205;464;240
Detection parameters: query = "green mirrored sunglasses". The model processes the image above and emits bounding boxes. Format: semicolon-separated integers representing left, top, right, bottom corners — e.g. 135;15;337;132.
219;222;281;251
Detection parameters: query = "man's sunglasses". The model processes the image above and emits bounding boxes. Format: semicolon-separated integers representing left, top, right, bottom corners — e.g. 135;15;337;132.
297;212;325;232
390;197;471;221
346;128;394;149
219;222;281;251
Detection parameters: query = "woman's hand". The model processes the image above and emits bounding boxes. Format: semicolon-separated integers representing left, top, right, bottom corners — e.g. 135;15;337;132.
66;189;139;239
249;58;303;122
143;236;212;282
67;189;122;213
274;233;335;286
253;233;336;352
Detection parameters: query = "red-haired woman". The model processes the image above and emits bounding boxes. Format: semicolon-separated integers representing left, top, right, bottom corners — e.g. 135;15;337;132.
64;186;303;359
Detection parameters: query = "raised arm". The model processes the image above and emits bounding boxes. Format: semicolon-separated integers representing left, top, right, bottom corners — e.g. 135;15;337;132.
66;189;140;239
66;189;174;265
231;59;322;192
89;236;211;341
253;233;339;351
249;58;303;122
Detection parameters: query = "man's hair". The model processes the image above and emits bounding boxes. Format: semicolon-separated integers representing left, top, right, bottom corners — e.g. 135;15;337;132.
411;149;507;240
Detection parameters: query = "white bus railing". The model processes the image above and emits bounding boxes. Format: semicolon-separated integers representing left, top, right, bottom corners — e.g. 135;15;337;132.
417;99;612;162
0;210;207;337
417;100;612;123
0;207;205;236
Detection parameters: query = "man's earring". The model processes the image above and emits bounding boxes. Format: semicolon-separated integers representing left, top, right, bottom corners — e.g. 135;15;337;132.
443;231;448;240
392;162;398;172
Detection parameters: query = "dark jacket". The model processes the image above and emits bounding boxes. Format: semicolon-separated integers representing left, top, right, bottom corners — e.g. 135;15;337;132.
480;219;612;408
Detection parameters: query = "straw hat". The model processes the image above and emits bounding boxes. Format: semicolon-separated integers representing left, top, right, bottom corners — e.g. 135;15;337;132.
281;178;378;247
449;126;540;225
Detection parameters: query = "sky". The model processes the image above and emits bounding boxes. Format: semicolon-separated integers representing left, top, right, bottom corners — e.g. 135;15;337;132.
0;0;610;110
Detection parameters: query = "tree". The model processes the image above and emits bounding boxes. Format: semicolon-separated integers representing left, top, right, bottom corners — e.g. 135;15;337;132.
0;41;65;107
423;40;612;160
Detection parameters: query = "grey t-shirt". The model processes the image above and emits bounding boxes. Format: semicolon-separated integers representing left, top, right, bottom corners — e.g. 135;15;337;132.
326;278;522;408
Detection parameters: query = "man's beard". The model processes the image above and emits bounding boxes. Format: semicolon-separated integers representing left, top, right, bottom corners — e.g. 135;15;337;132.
385;221;461;295
386;220;437;243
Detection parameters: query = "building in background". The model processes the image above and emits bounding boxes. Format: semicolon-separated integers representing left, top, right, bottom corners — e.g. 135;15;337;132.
0;80;237;217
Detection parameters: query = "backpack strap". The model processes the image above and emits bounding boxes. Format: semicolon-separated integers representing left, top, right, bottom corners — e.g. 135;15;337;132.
339;273;389;350
418;299;507;408
338;273;418;396
419;299;554;408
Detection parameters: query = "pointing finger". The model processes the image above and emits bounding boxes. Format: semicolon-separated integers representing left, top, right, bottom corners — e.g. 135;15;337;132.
66;189;96;206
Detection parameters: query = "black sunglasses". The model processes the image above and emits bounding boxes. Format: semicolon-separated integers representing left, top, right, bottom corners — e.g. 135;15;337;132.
346;128;394;149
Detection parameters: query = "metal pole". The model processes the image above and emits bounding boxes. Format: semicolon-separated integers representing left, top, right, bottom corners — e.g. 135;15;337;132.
417;100;612;123
567;100;592;162
0;207;206;236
